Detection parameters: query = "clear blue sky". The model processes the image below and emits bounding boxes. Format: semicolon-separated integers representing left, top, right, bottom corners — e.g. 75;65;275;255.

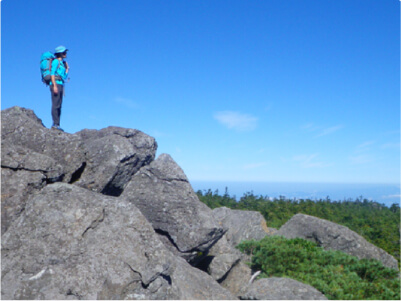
2;0;400;185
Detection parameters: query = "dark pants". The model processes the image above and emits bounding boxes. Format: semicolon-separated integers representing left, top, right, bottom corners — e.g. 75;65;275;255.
50;84;64;126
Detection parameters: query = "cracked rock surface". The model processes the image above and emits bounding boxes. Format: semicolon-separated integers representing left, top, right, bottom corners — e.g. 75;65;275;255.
74;127;157;196
1;143;65;234
1;106;157;197
121;153;227;264
1;183;235;300
1;106;157;234
212;207;273;248
199;207;273;287
1;107;85;184
276;213;399;270
2;183;172;299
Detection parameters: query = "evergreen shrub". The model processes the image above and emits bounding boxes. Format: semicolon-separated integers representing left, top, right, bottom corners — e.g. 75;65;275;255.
237;236;400;300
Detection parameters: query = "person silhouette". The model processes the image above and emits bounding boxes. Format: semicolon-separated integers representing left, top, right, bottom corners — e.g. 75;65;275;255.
49;45;69;131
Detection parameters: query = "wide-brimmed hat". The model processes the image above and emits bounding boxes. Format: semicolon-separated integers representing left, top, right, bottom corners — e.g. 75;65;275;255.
55;46;68;53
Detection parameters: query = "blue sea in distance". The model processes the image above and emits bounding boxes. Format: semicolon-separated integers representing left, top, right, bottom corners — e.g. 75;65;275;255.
191;181;400;207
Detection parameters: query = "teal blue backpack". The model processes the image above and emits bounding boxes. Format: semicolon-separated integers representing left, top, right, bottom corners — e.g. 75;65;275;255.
40;52;59;85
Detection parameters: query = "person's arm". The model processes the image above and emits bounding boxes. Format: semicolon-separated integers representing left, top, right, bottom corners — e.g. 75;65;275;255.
64;61;69;74
51;75;58;94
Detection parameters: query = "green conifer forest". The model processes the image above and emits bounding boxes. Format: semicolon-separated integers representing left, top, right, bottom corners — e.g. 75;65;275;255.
196;189;400;299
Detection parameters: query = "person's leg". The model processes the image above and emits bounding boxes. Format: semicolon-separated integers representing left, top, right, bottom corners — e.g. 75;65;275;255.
50;85;64;127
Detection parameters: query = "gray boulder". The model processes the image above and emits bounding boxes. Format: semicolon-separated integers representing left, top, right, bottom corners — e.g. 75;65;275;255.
121;153;226;263
1;142;64;182
1;106;86;184
1;183;173;300
241;277;327;300
1;143;64;234
276;213;399;270
1;183;235;300
171;256;237;300
74;127;157;195
1;106;157;197
212;207;272;248
197;234;243;282
220;261;253;297
207;253;242;281
198;207;272;285
1;107;157;235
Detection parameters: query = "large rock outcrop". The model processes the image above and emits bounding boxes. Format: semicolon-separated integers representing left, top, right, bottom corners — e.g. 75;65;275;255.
1;142;64;234
1;183;235;300
74;127;157;196
3;106;396;300
1;107;157;234
276;213;399;270
2;183;172;299
121;153;226;264
1;106;157;195
2;107;87;184
1;106;237;300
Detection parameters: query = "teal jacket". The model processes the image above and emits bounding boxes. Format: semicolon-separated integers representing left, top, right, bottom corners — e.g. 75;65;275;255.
50;59;68;85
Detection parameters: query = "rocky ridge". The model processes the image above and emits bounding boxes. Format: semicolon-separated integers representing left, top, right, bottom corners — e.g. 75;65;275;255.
1;106;397;300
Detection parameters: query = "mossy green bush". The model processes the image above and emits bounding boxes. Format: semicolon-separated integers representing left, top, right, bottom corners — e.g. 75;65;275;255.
237;236;400;300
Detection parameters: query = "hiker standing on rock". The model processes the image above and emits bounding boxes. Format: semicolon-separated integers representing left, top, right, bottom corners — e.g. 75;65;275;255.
50;46;69;131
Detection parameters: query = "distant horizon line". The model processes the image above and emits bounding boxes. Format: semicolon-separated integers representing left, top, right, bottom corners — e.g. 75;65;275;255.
190;180;400;186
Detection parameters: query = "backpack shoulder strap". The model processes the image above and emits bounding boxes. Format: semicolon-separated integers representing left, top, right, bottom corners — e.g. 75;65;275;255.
48;58;54;71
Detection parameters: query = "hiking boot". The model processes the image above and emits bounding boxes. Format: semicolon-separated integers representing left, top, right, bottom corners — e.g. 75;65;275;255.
51;125;64;132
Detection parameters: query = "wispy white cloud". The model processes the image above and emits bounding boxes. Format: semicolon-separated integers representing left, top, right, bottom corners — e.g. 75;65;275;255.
293;154;332;168
382;194;401;199
381;142;400;150
301;123;320;132
349;154;373;165
355;141;376;153
315;125;344;138
114;97;139;109
349;141;377;164
214;111;258;131
301;123;344;138
357;141;376;149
